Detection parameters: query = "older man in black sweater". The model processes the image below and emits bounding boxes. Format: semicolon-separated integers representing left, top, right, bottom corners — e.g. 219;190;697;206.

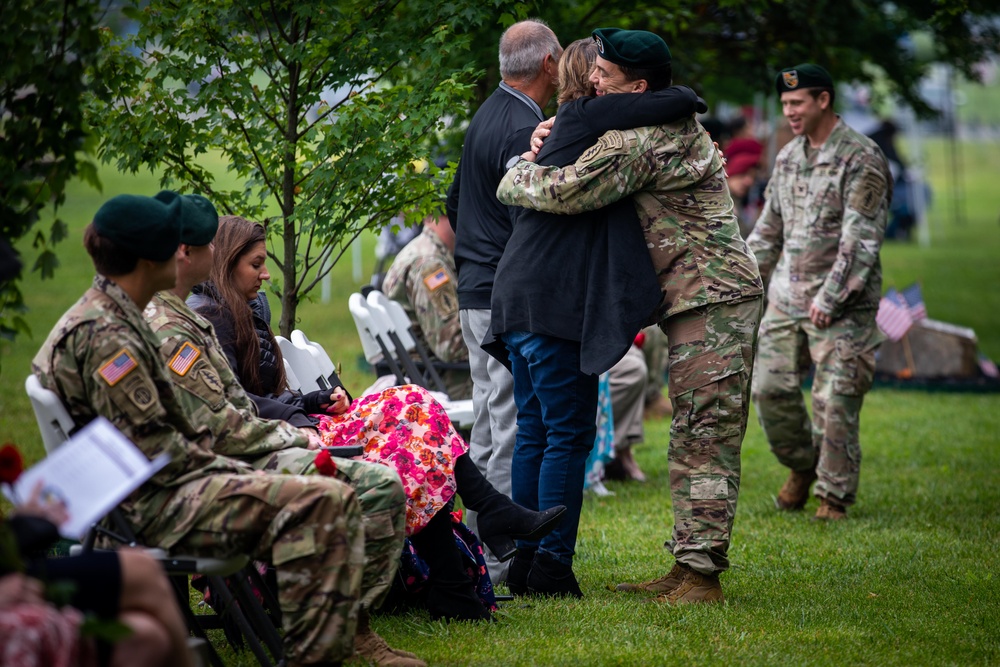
446;18;561;586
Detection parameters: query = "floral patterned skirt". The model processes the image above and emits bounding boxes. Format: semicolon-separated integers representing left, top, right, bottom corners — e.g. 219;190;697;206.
316;385;469;536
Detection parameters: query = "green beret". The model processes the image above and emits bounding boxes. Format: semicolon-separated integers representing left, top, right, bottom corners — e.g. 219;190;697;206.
592;28;671;70
154;190;219;246
92;193;183;262
775;63;834;95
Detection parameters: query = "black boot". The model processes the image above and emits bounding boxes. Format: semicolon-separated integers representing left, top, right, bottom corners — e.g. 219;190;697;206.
526;551;583;599
506;547;536;597
409;510;492;622
453;454;567;562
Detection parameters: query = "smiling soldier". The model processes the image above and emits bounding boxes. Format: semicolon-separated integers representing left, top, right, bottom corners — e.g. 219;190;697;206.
747;64;892;522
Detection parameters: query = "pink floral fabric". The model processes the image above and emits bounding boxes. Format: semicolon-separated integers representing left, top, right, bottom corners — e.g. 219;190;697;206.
0;602;95;667
316;385;469;535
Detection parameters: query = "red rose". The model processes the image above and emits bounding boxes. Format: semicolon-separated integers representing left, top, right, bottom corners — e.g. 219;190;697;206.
0;443;24;485
314;449;338;477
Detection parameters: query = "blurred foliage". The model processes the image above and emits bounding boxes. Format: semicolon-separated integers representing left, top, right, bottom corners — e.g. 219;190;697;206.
442;0;1000;126
0;0;104;375
86;0;502;335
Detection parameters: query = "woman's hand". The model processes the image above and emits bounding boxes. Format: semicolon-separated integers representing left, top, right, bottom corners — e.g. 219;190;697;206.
302;428;324;450
530;118;555;154
329;387;350;415
15;480;69;527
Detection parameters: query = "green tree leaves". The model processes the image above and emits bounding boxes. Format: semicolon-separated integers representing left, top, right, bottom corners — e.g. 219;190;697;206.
87;0;495;334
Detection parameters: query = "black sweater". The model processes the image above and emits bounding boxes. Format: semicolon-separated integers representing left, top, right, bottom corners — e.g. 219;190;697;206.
448;84;545;311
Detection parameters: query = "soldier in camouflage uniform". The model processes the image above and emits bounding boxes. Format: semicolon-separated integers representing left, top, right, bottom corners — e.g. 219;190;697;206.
32;192;364;666
382;213;472;400
143;194;422;666
497;28;763;604
747;64;891;521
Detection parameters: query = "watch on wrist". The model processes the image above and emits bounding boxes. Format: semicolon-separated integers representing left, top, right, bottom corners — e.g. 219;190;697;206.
505;154;524;170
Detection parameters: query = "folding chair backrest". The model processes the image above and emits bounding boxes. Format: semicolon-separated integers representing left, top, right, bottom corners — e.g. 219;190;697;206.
366;290;416;351
25;375;76;453
348;293;385;365
283;359;302;392
290;329;336;379
367;289;453;394
276;335;328;392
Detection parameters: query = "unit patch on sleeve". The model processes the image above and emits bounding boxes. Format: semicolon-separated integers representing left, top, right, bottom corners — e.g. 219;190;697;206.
98;349;138;386
168;341;202;377
849;166;888;218
423;268;450;291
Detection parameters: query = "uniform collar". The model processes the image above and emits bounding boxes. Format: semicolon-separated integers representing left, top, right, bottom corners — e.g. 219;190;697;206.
93;274;143;317
155;290;214;330
800;116;847;165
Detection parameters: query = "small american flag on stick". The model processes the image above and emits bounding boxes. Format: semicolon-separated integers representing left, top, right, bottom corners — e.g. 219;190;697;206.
876;288;914;342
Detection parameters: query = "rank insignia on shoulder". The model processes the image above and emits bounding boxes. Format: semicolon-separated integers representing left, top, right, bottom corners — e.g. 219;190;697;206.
99;349;138;386
423;268;449;291
168;341;201;376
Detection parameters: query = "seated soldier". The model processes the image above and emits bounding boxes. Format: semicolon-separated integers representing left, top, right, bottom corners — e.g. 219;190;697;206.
143;192;422;667
382;212;472;400
32;192;365;667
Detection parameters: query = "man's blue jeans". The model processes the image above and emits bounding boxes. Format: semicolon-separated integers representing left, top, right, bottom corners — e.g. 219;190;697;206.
502;331;599;565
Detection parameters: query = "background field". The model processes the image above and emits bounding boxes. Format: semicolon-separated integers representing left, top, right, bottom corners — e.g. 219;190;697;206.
1;135;998;666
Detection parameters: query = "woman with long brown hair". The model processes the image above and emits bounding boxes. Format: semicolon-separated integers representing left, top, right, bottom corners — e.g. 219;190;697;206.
189;215;565;621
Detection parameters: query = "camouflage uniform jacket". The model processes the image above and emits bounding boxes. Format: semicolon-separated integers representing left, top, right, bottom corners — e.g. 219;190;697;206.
32;276;252;547
145;291;310;458
497;115;763;320
747;118;891;318
382;227;467;364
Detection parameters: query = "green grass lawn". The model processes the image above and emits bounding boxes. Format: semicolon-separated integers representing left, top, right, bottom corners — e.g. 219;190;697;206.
2;136;999;666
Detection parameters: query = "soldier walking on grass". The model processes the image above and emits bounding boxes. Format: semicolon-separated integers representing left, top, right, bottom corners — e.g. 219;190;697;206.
747;64;892;521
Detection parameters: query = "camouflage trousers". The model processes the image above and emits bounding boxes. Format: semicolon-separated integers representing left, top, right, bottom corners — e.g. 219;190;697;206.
252;448;406;611
154;473;364;665
660;296;761;575
751;306;882;506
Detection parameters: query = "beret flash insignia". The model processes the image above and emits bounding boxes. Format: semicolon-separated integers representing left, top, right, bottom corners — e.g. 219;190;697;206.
595;35;604;54
782;70;799;89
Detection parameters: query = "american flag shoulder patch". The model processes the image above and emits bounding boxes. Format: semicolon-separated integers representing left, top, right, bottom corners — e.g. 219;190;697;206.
168;341;201;377
98;349;138;386
423;268;450;291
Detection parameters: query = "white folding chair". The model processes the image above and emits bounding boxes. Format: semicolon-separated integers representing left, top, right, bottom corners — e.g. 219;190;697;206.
290;329;337;381
349;292;409;384
367;290;459;396
283;359;302;392
276;335;328;392
364;292;474;428
25;375;77;454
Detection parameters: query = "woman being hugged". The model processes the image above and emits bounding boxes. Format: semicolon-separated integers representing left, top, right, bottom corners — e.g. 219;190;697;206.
190;215;565;621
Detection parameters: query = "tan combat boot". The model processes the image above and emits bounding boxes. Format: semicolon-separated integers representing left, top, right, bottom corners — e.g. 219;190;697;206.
354;609;425;667
775;468;818;510
614;562;685;594
653;563;724;605
812;498;847;521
